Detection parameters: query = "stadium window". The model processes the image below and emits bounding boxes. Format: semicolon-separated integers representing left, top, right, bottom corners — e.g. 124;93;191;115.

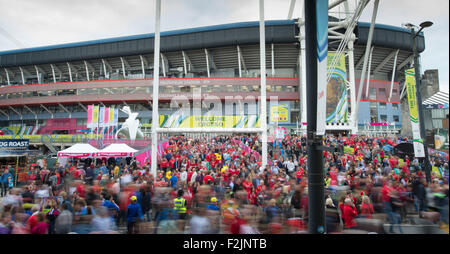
392;88;398;95
369;88;377;99
379;88;386;97
379;102;386;109
392;103;399;110
393;115;400;122
380;115;387;122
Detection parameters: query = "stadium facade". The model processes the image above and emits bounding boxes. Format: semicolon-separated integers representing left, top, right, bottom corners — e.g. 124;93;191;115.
0;18;425;151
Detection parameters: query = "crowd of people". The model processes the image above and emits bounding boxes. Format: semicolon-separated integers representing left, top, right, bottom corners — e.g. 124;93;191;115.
0;134;448;234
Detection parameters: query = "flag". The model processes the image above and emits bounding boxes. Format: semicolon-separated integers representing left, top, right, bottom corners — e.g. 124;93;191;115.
92;105;99;129
99;107;105;128
316;0;329;135
104;107;110;127
87;105;93;128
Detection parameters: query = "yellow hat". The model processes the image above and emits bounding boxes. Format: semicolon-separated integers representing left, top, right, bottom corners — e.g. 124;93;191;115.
211;197;218;203
130;196;137;201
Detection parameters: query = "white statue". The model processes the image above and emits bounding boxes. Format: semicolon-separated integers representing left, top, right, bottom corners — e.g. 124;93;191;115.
115;106;144;140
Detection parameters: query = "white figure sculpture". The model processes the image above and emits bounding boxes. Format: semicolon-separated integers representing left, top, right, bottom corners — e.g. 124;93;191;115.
115;106;144;140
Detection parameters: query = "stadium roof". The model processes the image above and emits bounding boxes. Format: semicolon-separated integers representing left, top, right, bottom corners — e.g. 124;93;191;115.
423;91;449;105
0;19;425;68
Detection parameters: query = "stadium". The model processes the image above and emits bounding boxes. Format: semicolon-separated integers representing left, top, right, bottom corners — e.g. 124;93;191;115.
0;2;424;156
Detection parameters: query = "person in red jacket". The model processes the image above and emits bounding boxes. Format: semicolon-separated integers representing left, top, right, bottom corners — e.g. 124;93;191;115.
343;198;358;228
359;195;374;219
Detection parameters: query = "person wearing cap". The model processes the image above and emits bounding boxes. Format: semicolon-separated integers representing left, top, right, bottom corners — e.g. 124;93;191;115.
126;195;144;234
207;197;220;211
173;189;187;219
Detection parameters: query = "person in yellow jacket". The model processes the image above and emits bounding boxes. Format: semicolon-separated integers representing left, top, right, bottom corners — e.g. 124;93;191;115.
173;189;187;219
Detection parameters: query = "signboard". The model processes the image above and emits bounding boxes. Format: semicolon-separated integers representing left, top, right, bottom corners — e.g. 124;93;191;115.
316;0;329;135
0;139;29;150
424;104;449;109
270;102;290;123
326;52;348;123
405;68;425;157
159;115;260;128
343;146;354;155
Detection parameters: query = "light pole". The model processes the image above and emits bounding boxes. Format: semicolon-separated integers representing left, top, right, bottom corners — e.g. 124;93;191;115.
404;21;433;183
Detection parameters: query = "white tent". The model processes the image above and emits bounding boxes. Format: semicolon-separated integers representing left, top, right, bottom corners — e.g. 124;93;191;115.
57;143;100;157
96;143;138;157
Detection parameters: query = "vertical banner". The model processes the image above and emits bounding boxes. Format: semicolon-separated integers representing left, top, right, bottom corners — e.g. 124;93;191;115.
316;0;328;135
99;106;105;128
109;107;115;127
92;105;99;130
326;52;348;123
104;107;110;127
405;68;425;157
114;108;119;127
269;102;290;124
87;105;93;128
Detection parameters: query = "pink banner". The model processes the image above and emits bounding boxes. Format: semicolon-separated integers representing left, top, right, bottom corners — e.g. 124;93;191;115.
96;152;131;157
104;107;110;126
57;152;93;157
87;105;93;128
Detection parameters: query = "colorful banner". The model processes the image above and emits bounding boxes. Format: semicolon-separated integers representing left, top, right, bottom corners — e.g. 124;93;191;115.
105;107;110;127
270;103;290;123
109;107;115;127
326;52;348;123
343;146;354;155
316;0;329;135
158;115;260;128
87;105;93;129
99;107;105;128
114;108;119;127
92;105;99;129
405;68;425;157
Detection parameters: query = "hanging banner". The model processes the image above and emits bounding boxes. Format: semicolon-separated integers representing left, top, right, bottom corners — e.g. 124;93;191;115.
405;68;425;157
87;105;93;129
92;105;99;129
316;0;329;135
326;52;348;123
99;107;105;128
270;102;290;124
109;107;115;127
114;108;119;127
104;107;110;127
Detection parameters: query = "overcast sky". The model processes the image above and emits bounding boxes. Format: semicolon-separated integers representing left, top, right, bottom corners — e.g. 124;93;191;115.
0;0;448;92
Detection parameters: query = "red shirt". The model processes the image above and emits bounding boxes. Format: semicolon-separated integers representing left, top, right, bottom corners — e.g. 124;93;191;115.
343;205;357;228
360;203;374;218
203;175;214;185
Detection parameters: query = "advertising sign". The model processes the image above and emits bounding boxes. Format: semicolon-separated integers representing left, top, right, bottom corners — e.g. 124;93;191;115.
316;0;329;135
435;128;449;150
405;68;425;157
270;102;290;123
327;52;348;123
0;139;29;150
159;115;260;128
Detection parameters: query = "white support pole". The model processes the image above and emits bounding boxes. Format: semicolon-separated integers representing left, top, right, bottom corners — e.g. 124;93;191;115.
34;66;41;84
120;57;126;78
237;45;242;77
19;67;25;84
50;64;56;83
271;43;275;77
388;49;400;101
355;0;379;122
205;48;211;77
160;53;167;77
102;59;108;79
287;0;296;19
4;68;11;86
259;0;268;168
364;46;374;98
299;12;307;130
67;62;73;82
182;51;188;75
348;38;358;134
139;55;146;78
151;0;161;178
84;61;90;81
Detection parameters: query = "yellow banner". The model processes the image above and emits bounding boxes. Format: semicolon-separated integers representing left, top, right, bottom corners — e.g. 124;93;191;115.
92;105;99;124
270;104;289;122
159;115;260;128
405;68;418;123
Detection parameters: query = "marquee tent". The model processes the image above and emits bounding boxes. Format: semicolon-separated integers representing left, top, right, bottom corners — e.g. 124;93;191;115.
96;143;138;157
57;143;100;157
